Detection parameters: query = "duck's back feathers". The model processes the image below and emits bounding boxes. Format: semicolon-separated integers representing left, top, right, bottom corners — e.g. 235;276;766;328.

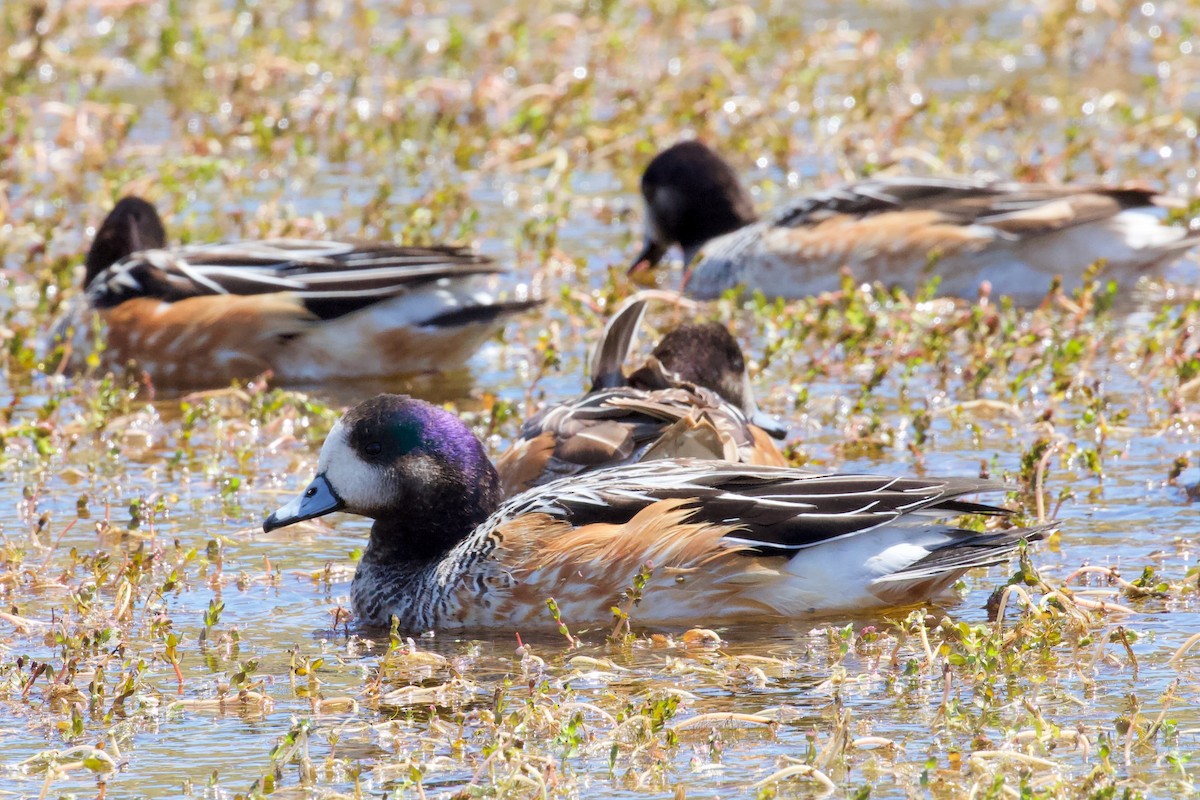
496;297;785;496
767;176;1169;234
459;461;1043;626
499;461;1007;553
63;197;539;385
499;379;780;495
86;241;510;320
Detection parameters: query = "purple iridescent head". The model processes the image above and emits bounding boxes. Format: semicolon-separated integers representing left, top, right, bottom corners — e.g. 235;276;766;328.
264;395;501;560
342;395;488;477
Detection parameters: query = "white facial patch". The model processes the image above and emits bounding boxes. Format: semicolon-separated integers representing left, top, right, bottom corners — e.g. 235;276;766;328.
317;419;392;514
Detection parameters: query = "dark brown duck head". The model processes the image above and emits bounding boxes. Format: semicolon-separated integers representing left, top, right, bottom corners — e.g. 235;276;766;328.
628;141;757;274
84;196;167;288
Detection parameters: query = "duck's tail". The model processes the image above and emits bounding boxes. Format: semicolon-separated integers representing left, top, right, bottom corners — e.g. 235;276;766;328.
589;296;648;390
867;523;1050;606
423;296;544;327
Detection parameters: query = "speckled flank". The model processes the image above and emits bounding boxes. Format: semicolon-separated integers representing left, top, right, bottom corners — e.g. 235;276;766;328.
349;518;513;629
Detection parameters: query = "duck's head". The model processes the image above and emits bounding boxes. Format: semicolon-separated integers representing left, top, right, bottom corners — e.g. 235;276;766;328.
85;197;167;288
628;141;757;275
651;322;748;407
263;395;501;560
637;322;787;440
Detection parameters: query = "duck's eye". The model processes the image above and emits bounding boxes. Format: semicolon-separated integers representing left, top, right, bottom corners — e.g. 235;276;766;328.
365;442;383;456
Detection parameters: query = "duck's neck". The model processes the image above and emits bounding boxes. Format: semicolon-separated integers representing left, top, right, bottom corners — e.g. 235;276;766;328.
353;470;502;630
363;462;500;566
363;508;479;565
85;200;166;287
680;214;756;268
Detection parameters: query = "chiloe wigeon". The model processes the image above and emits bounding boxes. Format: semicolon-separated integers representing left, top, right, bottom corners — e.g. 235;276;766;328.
630;140;1197;303
495;296;787;497
264;394;1046;630
54;196;540;387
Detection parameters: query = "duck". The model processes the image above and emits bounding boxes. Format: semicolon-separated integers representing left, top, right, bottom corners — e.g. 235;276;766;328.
629;140;1199;304
263;393;1046;630
52;196;541;387
495;295;787;496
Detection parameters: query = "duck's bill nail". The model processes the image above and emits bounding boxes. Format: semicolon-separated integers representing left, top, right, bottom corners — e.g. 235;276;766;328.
263;474;344;532
749;409;789;440
627;239;667;274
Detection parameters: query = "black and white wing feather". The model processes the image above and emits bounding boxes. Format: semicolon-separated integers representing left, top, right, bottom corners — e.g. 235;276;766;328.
86;241;536;323
501;459;1039;557
767;176;1166;234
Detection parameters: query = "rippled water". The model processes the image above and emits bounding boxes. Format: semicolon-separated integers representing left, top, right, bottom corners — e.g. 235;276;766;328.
3;0;1200;797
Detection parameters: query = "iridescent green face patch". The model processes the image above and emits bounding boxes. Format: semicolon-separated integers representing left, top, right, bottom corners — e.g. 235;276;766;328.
342;394;488;475
344;395;430;461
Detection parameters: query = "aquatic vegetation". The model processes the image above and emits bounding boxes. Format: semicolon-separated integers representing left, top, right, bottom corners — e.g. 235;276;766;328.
3;0;1200;796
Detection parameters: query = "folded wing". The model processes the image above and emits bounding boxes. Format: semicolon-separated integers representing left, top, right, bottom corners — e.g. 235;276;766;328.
86;241;522;322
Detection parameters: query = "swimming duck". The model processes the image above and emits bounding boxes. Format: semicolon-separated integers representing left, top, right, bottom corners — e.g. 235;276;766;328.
629;140;1198;303
263;393;1045;630
53;196;540;387
495;296;787;496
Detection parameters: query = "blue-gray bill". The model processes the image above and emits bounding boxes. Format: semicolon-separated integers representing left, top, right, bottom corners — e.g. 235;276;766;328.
263;474;344;532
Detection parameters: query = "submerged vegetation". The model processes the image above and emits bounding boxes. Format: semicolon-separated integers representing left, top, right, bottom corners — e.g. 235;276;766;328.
2;0;1200;797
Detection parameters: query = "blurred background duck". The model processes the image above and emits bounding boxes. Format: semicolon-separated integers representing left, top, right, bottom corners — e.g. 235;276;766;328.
495;295;787;497
629;140;1198;304
53;196;540;388
264;394;1046;630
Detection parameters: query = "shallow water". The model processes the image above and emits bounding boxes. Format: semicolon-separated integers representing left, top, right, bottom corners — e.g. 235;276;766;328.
3;0;1200;797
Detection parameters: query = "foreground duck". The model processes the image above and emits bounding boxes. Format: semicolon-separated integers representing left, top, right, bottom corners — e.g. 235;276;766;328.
630;141;1198;303
263;394;1045;630
495;296;787;496
54;197;540;387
